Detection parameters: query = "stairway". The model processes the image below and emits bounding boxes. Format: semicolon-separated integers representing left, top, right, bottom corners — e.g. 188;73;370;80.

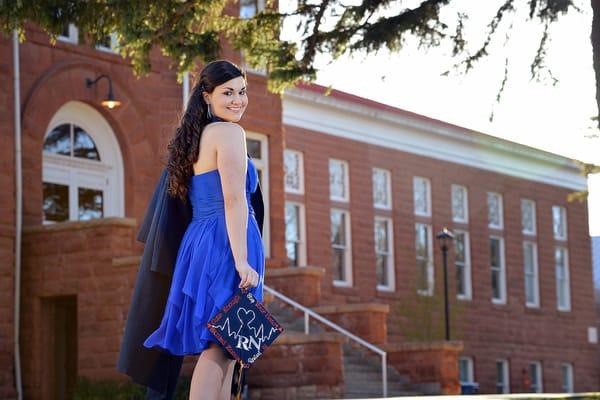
266;297;439;398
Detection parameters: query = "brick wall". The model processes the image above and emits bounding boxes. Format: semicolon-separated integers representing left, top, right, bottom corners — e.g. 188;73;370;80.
284;123;599;392
21;218;138;400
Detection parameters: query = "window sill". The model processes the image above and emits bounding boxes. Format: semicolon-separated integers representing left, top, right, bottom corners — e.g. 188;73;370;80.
333;280;353;289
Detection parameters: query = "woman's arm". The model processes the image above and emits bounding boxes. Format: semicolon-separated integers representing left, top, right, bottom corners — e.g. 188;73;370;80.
214;123;258;288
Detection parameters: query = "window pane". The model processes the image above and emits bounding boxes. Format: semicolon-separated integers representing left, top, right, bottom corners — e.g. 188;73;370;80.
452;185;467;222
43;124;71;156
331;211;345;245
373;169;390;208
521;199;535;234
376;254;387;286
454;232;465;263
413;177;429;215
456;264;465;296
60;23;71;37
285;203;300;266
488;192;502;227
332;248;345;281
329;160;347;200
553;206;566;239
240;0;258;18
246;138;261;159
285;203;299;241
374;219;388;252
73;126;100;160
286;241;299;267
43;182;69;222
284;150;301;192
78;187;103;220
490;238;500;267
496;361;506;393
459;359;468;381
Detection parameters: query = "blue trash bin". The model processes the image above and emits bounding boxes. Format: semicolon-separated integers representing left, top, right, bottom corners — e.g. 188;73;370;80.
460;382;480;394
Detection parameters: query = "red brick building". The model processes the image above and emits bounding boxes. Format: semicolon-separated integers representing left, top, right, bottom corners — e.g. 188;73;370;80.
1;11;598;400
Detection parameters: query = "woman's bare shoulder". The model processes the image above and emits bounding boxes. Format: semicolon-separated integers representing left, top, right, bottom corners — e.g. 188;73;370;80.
203;122;245;143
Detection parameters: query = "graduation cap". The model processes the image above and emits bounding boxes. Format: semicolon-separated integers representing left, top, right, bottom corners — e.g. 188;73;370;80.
207;288;284;369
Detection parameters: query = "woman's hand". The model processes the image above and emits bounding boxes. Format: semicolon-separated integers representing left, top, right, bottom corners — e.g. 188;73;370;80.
236;261;259;289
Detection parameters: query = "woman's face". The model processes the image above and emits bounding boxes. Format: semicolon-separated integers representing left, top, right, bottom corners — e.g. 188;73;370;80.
203;76;248;122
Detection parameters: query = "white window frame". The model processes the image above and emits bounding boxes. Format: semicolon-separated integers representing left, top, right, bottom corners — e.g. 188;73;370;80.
43;101;124;223
372;167;392;210
487;192;504;230
284;149;304;195
95;32;118;53
374;216;395;291
284;201;307;267
415;223;434;296
561;363;574;393
553;205;568;241
451;184;469;223
490;236;507;304
529;361;543;393
521;199;537;236
58;23;78;44
555;246;571;311
329;158;350;202
495;359;510;394
458;357;474;384
331;208;352;287
246;131;270;258
523;241;540;308
454;230;472;300
413;176;432;217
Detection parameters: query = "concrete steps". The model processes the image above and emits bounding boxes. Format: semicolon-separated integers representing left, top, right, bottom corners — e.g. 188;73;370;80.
266;298;438;398
342;343;424;398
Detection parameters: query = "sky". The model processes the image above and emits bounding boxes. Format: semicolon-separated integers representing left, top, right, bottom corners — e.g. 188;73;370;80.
281;0;600;235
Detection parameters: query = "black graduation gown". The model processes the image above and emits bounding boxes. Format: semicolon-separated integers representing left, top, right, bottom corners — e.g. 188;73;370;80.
117;166;265;394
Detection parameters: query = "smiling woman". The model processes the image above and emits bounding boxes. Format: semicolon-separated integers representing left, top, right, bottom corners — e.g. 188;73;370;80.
119;60;266;400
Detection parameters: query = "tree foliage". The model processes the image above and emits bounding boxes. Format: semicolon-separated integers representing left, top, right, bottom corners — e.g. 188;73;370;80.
0;1;584;95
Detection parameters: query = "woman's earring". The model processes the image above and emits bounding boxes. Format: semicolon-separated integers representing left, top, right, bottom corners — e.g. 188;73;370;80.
207;103;213;119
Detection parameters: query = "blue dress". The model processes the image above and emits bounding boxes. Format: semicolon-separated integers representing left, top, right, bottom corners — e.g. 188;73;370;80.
143;155;265;356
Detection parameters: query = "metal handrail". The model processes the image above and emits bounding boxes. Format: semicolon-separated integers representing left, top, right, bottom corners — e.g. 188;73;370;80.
264;285;388;397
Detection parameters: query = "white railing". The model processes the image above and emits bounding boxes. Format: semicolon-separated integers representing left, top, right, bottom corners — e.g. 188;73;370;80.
264;285;388;397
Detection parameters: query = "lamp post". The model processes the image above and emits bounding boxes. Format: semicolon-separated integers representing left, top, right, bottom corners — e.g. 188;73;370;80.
85;74;121;109
436;227;454;341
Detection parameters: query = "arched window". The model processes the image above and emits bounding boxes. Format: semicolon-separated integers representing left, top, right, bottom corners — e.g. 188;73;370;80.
42;101;124;223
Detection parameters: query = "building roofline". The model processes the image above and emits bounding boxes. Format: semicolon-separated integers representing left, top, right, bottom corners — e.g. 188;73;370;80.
294;81;585;166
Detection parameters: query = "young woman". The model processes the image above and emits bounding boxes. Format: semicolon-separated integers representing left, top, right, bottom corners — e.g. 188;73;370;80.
143;60;265;399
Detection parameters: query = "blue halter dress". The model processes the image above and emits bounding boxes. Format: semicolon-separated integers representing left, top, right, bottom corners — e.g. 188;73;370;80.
143;155;265;356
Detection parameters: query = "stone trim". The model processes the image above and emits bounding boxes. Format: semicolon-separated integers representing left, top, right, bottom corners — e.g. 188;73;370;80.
23;217;136;234
266;265;325;278
384;340;464;352
112;255;141;268
313;302;390;314
275;331;343;345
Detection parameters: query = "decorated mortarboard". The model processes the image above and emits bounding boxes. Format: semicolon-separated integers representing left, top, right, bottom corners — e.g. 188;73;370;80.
207;288;284;368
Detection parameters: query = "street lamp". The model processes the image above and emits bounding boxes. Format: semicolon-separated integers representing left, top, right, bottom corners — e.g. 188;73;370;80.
436;227;455;341
85;74;121;109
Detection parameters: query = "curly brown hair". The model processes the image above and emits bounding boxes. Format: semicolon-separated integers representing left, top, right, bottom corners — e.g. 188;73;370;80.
166;60;246;201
